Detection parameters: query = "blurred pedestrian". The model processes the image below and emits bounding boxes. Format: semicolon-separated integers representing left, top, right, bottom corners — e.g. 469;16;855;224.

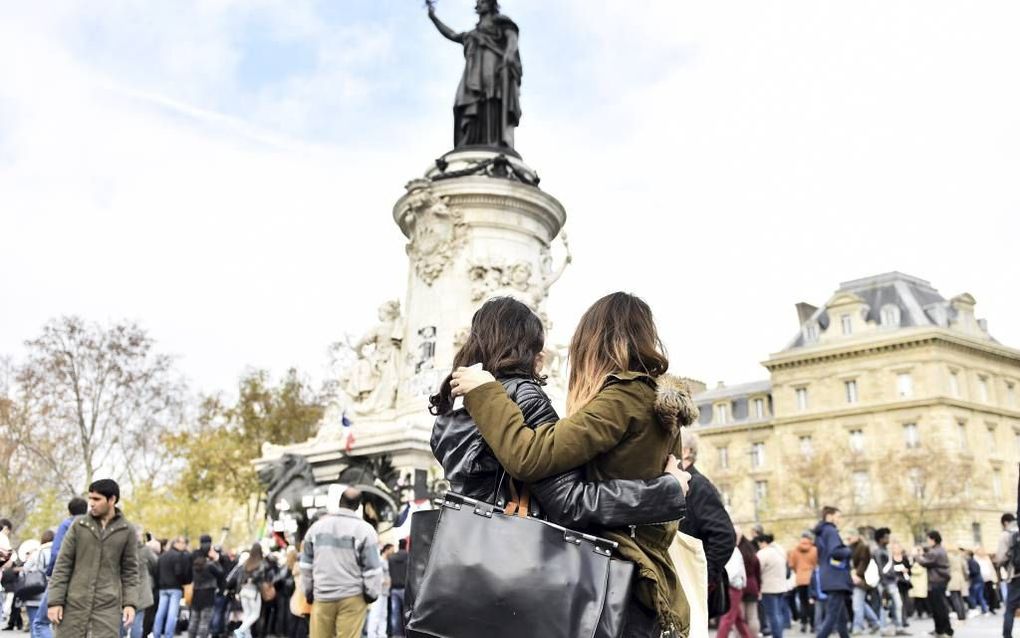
788;532;818;634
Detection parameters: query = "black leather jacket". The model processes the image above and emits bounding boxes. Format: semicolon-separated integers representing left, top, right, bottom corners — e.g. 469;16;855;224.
430;376;685;529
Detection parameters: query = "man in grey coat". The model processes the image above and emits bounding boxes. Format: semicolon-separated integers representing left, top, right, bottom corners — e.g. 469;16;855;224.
915;530;952;638
46;479;139;638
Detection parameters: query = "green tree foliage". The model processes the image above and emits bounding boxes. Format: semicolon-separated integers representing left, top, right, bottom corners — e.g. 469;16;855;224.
166;368;324;505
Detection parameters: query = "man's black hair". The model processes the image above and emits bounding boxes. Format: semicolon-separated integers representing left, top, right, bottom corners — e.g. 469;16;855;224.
338;487;362;511
381;543;394;553
68;497;88;516
927;530;942;545
89;478;121;502
1003;513;1016;527
398;538;408;551
875;527;891;542
0;518;11;532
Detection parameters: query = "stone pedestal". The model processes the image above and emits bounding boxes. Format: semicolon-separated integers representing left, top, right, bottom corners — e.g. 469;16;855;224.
255;149;567;522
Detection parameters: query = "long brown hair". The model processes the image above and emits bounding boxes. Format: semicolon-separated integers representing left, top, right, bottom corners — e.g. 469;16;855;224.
429;297;545;415
566;292;668;415
244;542;263;572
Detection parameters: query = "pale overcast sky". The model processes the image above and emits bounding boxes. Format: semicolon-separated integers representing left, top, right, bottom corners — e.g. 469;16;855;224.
2;1;1018;395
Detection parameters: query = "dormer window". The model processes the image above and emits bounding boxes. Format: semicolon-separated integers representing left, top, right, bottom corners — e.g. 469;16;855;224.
715;403;730;425
881;304;901;328
841;314;853;335
804;321;819;343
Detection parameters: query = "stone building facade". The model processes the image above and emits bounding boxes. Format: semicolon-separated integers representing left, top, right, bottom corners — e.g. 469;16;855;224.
692;272;1020;550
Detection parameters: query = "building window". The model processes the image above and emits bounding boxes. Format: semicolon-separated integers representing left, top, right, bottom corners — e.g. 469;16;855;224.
845;380;859;404
720;486;733;508
799;435;814;457
972;522;983;546
979;376;990;403
897;373;914;398
881;304;901;327
796;387;809;411
949;370;961;398
853;471;870;504
1008;382;1017;408
804;322;819;343
957;421;968;450
903;423;920;449
806;488;818;511
988;426;998;449
909;468;924;499
841;314;853;335
718;447;730;470
751;442;766;469
753;398;766;419
849;429;864;453
754;480;768;506
993;469;1003;499
715;403;730;425
1015;432;1020;457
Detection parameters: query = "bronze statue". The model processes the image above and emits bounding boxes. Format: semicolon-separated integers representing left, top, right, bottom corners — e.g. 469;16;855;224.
428;0;522;150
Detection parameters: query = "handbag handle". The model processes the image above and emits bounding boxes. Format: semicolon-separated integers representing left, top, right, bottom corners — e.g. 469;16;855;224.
502;475;530;519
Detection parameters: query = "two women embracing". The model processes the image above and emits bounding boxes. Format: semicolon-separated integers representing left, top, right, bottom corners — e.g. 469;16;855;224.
429;292;700;638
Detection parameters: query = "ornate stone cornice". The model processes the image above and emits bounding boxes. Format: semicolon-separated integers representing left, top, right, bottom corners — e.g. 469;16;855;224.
764;328;1020;372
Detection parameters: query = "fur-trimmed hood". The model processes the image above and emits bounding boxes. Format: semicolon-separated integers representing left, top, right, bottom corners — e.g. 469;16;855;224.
654;374;700;434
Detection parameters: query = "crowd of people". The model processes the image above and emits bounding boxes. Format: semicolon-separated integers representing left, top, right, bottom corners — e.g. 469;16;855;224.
3;293;1020;638
716;510;1020;638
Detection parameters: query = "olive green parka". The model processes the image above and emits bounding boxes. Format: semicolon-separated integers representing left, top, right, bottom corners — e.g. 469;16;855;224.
48;510;140;638
464;372;699;635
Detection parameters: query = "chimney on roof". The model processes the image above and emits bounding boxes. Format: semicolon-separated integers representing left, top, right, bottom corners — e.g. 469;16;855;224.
796;303;818;325
978;319;988;333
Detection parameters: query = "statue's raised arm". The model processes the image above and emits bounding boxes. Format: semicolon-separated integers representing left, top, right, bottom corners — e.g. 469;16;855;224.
427;4;464;43
427;0;522;151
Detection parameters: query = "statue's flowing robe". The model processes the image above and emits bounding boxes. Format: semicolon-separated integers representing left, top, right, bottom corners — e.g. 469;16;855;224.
454;15;521;149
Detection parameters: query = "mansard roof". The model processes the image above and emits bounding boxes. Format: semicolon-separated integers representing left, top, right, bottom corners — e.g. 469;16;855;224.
785;271;987;350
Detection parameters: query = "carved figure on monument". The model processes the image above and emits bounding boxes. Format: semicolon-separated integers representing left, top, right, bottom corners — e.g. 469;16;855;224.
342;300;403;415
257;453;318;536
427;0;522;150
399;179;467;285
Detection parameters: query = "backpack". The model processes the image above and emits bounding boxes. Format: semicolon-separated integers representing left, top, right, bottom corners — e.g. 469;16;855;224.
1008;530;1020;573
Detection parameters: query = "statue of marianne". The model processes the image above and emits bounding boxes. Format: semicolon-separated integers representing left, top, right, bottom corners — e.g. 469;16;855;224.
428;0;522;150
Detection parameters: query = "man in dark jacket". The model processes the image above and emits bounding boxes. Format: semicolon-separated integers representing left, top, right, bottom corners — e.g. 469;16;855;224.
679;430;736;617
387;539;409;637
916;530;952;638
153;536;193;638
814;506;852;638
189;535;224;638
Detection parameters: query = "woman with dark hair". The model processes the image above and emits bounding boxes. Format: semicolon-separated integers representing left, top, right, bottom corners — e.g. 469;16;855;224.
229;544;266;638
431;296;689;529
450;292;700;637
737;535;762;638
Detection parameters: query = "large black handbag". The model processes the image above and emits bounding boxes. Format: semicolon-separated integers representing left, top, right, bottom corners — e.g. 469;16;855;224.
406;491;635;638
15;569;47;600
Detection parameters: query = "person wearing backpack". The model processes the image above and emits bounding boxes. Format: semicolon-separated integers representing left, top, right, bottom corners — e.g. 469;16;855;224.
996;513;1020;637
848;531;880;634
23;531;54;638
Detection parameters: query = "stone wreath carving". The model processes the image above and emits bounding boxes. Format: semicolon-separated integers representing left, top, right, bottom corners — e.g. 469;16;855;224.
399;179;467;285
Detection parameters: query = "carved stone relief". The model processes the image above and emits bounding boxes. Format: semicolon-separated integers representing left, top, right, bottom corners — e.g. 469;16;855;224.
399;180;467;285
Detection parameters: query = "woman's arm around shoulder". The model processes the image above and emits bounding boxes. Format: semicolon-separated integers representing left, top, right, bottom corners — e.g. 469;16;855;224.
463;379;639;482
